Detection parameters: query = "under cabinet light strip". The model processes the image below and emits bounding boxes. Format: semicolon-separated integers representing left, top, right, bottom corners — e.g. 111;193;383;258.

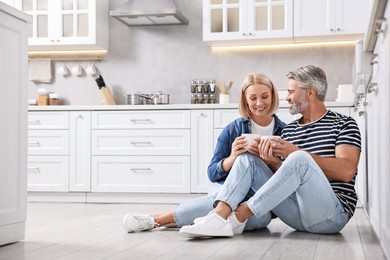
211;41;356;51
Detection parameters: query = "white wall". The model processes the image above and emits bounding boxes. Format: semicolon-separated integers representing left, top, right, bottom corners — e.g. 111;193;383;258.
27;0;356;105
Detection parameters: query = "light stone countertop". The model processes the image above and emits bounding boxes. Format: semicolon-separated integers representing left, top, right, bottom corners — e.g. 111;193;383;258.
28;101;354;111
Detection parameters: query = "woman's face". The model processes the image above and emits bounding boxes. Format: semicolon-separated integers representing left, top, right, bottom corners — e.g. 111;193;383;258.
244;84;273;118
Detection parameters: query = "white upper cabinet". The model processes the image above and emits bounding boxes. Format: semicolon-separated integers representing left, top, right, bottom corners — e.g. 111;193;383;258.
203;0;293;46
16;0;108;50
294;0;370;42
203;0;370;46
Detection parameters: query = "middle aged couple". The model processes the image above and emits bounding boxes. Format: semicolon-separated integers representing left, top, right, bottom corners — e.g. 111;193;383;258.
122;65;361;238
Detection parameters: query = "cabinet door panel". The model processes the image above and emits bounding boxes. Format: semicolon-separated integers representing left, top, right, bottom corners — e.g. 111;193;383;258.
28;130;69;155
92;129;190;155
27;156;69;192
91;156;190;193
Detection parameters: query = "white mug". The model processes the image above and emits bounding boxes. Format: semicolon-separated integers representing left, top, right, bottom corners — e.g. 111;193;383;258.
72;63;83;76
86;63;97;76
57;63;70;77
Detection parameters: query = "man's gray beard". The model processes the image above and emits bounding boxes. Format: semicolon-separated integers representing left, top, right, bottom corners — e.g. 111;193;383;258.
289;94;309;115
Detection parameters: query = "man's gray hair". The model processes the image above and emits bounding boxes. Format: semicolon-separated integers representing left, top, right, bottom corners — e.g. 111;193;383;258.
287;65;328;101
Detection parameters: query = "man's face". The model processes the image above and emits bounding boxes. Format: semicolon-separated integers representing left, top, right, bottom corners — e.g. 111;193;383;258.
286;79;309;115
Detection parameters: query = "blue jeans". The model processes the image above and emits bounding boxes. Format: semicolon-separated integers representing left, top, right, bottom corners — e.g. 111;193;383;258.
215;151;350;234
173;184;272;231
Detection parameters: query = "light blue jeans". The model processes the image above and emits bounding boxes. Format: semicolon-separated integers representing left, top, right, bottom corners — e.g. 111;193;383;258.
215;151;350;234
173;184;272;231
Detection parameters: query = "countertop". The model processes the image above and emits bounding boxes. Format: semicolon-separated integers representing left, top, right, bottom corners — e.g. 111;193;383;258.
28;101;354;111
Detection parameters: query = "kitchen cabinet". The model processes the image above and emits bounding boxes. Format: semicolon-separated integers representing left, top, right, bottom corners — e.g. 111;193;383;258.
16;0;108;50
28;112;70;191
203;0;293;46
0;2;30;246
27;111;91;192
191;110;214;193
294;0;370;42
26;104;356;204
91;111;191;193
358;3;390;256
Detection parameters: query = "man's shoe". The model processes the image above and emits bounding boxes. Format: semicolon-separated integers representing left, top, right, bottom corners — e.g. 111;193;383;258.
180;211;233;238
123;213;159;232
193;212;246;235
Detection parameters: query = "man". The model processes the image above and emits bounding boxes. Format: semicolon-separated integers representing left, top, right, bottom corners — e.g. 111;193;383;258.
180;65;361;238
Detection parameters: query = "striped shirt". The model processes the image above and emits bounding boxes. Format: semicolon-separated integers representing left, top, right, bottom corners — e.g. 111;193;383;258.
281;110;361;218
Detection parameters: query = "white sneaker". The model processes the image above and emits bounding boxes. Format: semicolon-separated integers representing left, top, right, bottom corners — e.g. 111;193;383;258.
123;213;159;232
194;212;246;235
179;211;233;238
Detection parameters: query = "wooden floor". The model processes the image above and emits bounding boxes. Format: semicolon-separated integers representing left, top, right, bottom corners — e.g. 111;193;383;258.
0;203;386;260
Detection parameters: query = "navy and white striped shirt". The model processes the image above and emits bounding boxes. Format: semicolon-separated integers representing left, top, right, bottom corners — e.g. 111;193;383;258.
281;110;361;218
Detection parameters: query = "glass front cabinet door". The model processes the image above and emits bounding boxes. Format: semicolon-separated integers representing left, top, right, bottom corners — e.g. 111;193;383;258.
203;0;293;46
17;0;108;50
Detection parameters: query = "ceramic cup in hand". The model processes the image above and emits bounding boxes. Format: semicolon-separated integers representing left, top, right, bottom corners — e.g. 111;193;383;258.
261;135;281;144
241;134;261;149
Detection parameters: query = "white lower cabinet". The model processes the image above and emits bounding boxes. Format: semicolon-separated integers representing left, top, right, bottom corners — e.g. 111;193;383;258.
90;110;191;193
27;111;91;192
27;106;354;201
191;110;214;193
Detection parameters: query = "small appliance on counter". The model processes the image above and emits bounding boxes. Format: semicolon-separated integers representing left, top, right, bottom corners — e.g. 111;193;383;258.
190;80;216;104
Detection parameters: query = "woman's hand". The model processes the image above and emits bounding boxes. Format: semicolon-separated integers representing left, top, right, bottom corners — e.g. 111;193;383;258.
222;135;248;172
270;137;300;159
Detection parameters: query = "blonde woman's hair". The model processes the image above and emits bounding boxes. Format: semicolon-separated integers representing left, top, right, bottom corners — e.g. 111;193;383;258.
239;73;279;119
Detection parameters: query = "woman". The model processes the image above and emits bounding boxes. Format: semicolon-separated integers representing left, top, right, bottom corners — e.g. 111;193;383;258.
123;73;286;233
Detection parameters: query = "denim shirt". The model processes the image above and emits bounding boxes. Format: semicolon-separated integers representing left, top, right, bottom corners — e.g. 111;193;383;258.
207;114;286;183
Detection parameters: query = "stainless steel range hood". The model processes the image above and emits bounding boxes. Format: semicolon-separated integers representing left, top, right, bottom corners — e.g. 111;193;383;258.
110;0;189;26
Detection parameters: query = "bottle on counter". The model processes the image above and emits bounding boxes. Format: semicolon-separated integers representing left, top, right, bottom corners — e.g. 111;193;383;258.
37;88;49;106
95;75;116;105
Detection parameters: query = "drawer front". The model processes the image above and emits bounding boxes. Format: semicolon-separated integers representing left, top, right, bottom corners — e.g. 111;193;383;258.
28;112;70;129
27;156;69;192
91;156;190;193
92;110;190;129
91;129;190;155
28;130;69;155
214;109;240;128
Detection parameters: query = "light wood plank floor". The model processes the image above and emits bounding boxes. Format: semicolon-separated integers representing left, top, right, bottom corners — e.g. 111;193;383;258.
0;203;386;260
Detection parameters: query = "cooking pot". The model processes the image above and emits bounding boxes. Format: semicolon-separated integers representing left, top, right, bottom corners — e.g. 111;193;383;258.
127;94;153;105
127;92;170;105
152;92;170;105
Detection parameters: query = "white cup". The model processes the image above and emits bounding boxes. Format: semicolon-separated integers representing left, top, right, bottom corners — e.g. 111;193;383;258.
57;63;70;77
219;93;230;104
86;63;97;77
261;135;281;144
72;63;83;76
241;134;261;147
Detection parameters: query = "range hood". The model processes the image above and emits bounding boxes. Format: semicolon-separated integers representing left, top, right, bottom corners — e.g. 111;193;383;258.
110;0;189;26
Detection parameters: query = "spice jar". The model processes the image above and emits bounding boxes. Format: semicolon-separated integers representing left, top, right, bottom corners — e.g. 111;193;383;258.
37;88;49;106
49;93;60;105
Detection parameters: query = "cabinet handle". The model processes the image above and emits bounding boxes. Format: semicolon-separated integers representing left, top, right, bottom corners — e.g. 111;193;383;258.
336;28;341;31
130;141;152;146
130;168;152;172
28;141;40;146
28;120;41;125
28;166;40;172
330;28;334;31
130;119;153;124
